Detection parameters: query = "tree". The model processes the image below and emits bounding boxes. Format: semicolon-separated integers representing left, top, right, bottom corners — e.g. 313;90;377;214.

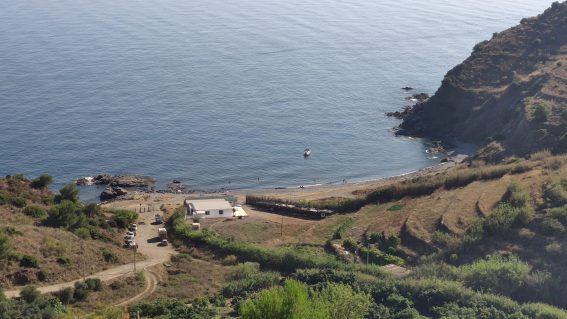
45;200;83;228
30;174;53;189
57;183;80;203
83;203;101;218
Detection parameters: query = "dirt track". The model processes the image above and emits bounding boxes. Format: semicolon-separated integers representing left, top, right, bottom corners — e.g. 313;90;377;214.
4;206;177;298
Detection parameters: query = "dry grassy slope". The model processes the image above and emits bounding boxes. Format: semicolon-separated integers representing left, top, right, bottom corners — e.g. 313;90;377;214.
344;168;549;256
400;1;567;155
0;179;136;289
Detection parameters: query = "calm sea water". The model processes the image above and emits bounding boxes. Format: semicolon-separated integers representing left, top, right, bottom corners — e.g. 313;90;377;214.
0;0;555;200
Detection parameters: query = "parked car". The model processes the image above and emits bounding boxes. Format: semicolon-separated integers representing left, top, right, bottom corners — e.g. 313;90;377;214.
126;231;135;237
155;214;163;224
129;224;138;231
124;235;134;241
159;239;168;246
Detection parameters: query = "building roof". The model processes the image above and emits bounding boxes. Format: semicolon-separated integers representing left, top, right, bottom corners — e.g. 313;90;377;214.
185;199;233;211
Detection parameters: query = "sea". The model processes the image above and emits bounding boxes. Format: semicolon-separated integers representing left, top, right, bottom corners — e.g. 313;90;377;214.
0;0;555;201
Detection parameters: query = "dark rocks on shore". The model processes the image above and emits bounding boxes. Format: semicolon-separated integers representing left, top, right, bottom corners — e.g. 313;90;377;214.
100;186;129;201
404;93;430;103
386;105;413;119
78;174;155;187
402;86;414;91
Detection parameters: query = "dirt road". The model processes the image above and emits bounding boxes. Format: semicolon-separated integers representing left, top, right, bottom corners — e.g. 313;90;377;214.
4;207;177;298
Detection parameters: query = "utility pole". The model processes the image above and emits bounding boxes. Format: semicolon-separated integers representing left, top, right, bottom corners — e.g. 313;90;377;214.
133;244;137;273
280;215;283;237
366;242;370;264
81;240;86;281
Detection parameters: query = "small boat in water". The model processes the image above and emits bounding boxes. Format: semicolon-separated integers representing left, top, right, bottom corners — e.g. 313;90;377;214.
304;148;311;157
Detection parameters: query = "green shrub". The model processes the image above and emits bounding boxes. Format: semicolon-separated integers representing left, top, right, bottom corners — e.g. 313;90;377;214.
73;281;89;301
342;238;358;253
3;226;21;236
57;287;74;304
223;271;280;297
101;249;118;263
134;272;145;282
333;218;354;240
359;246;404;266
545;242;562;255
19;286;40;303
223;254;238;265
30;174;53;189
9;197;27;208
85;278;102;291
541;217;565;235
20;255;39;268
533;103;551;123
109;209;138;228
369;232;384;244
57;183;80;203
0;233;10;260
503;183;531;207
0;194;6;205
230;262;261;280
388;203;406;211
432;231;462;250
23;205;47;219
37;269;48;282
74;227;91;240
544;181;567;206
56;256;72;266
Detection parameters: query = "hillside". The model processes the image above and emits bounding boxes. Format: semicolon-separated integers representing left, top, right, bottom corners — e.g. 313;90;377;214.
399;1;567;158
0;175;139;289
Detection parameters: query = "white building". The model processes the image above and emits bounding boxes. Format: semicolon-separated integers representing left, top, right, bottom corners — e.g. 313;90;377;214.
184;199;234;219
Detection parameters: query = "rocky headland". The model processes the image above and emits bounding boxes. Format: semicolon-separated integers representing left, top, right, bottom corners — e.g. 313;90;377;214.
397;1;567;160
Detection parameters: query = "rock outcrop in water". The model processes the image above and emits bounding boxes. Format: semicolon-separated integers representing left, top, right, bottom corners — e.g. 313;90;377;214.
77;174;155;188
398;1;567;158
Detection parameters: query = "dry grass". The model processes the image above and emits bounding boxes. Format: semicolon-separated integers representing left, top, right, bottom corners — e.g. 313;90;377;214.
151;251;232;300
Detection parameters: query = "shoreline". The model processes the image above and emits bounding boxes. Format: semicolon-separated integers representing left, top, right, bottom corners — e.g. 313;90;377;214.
99;153;469;206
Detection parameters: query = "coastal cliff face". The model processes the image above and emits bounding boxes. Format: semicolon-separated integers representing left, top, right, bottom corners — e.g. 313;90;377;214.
400;1;567;157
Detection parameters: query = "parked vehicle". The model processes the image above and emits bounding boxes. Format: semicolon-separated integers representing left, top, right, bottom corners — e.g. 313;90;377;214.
124;235;134;241
129;224;138;231
159;239;168;246
158;227;167;240
126;231;135;237
155;214;163;224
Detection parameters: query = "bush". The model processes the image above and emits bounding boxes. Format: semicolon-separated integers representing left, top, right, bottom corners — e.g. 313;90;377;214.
20;255;39;268
0;194;6;205
30;174;53;189
388;203;406;211
20;286;40;303
57;287;74;304
544;181;567;206
0;233;10;259
74;227;91;240
503;183;531;207
23;205;47;219
333;218;354;240
37;269;48;282
101;249;119;263
109;209;139;228
230;262;261;280
57;183;80;203
134;272;145;282
541;217;565;235
223;254;238;265
222;271;280;297
56;256;72;266
85;278;103;291
533;103;551;122
545;242;562;255
343;238;359;253
73;281;89;301
9;197;27;208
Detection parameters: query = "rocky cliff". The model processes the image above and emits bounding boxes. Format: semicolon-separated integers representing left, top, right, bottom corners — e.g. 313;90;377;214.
399;1;567;158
